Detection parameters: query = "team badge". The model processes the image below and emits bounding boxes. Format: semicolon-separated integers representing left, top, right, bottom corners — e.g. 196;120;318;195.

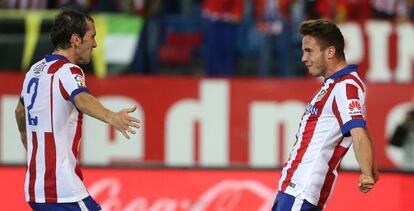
315;89;327;102
348;100;363;116
305;104;318;116
74;74;86;87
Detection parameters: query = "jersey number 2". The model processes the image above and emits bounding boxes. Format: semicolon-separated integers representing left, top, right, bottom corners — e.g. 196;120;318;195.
26;77;39;126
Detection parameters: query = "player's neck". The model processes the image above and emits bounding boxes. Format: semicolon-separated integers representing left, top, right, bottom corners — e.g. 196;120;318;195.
324;60;348;78
52;49;76;64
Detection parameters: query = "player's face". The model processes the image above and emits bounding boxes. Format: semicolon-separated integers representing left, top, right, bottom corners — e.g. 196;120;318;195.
76;20;97;65
301;35;327;77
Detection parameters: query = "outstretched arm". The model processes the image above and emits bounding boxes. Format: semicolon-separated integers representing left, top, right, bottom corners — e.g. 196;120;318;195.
350;127;379;193
74;92;140;139
15;101;27;151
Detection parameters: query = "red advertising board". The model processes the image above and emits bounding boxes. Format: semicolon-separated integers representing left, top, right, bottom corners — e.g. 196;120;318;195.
0;166;413;211
0;72;413;169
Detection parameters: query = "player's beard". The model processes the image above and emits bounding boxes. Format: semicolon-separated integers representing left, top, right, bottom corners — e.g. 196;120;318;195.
308;57;327;77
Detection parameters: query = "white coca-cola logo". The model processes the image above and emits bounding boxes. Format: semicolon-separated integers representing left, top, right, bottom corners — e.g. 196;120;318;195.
88;178;275;211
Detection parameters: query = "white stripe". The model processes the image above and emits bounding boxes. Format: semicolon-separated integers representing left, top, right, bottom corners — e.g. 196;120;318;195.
78;199;89;211
291;197;304;211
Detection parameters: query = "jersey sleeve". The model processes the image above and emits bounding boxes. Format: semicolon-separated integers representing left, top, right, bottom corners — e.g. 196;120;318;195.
19;75;29;107
332;81;366;137
58;65;90;106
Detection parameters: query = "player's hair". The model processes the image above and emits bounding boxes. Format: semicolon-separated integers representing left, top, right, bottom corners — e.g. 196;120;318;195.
51;8;94;50
299;19;345;61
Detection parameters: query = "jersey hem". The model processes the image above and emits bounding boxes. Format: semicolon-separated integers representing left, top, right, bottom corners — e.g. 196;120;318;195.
26;192;90;203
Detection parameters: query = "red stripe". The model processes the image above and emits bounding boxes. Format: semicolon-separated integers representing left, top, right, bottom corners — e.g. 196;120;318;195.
332;98;343;126
44;74;57;202
72;113;84;180
352;115;364;120
50;75;54;131
317;143;348;207
70;66;83;76
346;84;359;99
44;132;57;202
347;74;365;92
59;80;70;100
29;131;38;202
281;82;336;191
48;60;68;74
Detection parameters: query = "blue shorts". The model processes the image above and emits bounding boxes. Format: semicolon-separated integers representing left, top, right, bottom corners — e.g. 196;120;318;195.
29;196;102;211
272;191;322;211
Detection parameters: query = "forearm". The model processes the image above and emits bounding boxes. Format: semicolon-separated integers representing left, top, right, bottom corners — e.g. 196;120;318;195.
74;92;140;139
351;128;377;176
74;92;113;124
15;102;27;151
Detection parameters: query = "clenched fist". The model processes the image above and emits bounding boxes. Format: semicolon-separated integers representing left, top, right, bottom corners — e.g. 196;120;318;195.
358;174;376;193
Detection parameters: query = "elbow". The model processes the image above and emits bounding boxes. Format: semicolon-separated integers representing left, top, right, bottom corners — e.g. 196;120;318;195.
15;105;25;120
75;100;86;113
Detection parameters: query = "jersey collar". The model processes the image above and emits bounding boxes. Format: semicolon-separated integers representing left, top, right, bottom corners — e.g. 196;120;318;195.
45;54;70;62
325;64;358;82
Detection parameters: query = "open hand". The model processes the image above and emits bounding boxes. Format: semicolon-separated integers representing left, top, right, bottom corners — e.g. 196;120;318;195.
108;106;141;139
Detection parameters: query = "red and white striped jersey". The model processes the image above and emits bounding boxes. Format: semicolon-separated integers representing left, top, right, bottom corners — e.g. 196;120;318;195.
20;54;90;203
278;64;366;208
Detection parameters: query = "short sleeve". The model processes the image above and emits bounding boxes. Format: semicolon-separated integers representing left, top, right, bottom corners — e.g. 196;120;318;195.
332;82;366;137
58;65;90;106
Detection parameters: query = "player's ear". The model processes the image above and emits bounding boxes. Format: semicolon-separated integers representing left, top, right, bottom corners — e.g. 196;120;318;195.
70;33;82;48
326;46;336;59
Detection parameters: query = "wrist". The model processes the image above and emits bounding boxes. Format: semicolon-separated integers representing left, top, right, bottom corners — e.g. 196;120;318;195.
104;110;115;124
361;169;374;178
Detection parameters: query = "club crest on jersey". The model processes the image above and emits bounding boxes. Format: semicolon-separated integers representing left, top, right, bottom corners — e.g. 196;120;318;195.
315;89;327;102
305;104;318;116
74;74;85;87
348;100;363;116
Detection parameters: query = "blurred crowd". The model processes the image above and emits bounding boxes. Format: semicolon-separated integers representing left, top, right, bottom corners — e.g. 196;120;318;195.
1;0;414;77
1;0;414;20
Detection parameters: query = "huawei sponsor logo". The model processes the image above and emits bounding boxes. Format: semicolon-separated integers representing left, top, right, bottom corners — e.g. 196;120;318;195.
348;100;363;116
348;100;361;111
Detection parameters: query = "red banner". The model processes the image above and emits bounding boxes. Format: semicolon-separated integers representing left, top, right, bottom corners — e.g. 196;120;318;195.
0;72;413;169
0;166;413;211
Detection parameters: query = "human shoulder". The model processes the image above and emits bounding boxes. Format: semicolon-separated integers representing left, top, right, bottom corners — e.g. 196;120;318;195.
27;59;47;75
336;72;365;91
58;63;86;77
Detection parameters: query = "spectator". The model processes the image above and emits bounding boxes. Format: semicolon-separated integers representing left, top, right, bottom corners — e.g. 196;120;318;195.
328;0;371;22
390;108;414;170
410;0;414;19
1;0;46;9
303;0;331;19
131;0;162;74
253;0;291;77
302;0;372;22
370;0;405;20
48;0;88;10
202;0;244;77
